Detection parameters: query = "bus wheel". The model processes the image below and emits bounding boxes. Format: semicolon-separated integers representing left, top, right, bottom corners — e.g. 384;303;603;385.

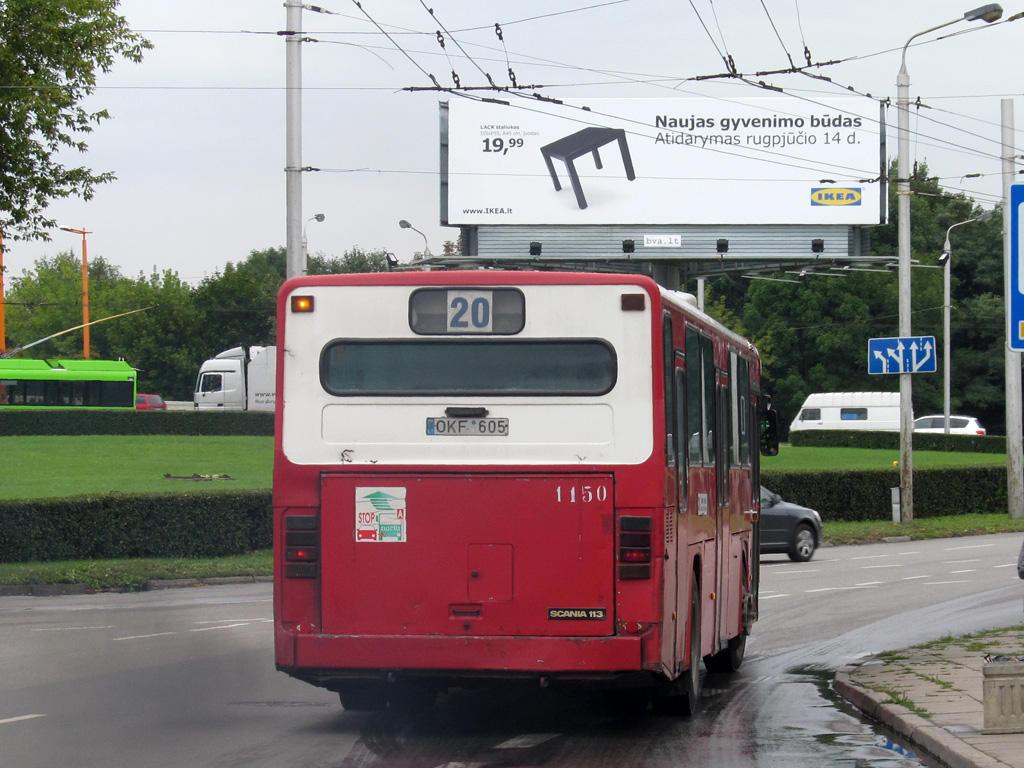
338;680;387;712
653;578;702;716
678;578;703;715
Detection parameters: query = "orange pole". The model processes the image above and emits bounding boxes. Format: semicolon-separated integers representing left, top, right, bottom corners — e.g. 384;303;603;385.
0;228;5;354
80;230;89;358
60;226;92;358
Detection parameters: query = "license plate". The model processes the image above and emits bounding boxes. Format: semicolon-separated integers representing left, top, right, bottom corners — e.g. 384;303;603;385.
426;417;509;436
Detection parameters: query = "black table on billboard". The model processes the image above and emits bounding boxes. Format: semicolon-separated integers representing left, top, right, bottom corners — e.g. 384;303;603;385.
540;127;636;210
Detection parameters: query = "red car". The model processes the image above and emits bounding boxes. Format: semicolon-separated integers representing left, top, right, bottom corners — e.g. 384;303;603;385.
135;393;167;410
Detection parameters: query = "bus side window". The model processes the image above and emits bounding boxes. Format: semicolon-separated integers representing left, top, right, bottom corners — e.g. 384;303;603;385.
686;327;702;465
675;366;687;508
701;335;715;466
663;315;675;469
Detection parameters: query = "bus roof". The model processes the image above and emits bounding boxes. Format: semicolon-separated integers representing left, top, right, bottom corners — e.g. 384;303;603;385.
0;358;135;378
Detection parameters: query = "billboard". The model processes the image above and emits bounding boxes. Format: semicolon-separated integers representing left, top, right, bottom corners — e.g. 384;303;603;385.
446;97;883;226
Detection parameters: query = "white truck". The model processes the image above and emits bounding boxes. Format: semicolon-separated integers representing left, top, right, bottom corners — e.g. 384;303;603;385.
788;391;901;433
193;345;276;411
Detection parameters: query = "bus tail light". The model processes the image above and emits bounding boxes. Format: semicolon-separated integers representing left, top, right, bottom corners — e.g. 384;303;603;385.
284;515;318;578
617;515;651;580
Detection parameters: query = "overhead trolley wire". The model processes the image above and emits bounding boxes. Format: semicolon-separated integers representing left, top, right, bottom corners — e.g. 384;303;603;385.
758;0;796;69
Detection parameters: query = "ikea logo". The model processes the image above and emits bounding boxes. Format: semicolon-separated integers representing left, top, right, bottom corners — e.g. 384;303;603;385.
811;187;862;206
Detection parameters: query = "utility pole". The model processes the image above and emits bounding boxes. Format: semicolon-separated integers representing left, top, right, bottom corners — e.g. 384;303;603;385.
1002;99;1023;519
896;46;915;522
285;1;304;280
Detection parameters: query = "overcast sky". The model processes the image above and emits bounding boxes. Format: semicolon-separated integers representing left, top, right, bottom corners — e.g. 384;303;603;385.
5;0;1023;284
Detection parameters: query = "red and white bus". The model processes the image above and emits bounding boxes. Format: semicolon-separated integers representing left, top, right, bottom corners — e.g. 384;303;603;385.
273;271;778;713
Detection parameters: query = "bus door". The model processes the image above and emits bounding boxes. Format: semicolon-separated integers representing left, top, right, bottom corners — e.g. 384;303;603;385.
670;355;689;671
714;371;731;648
681;328;716;664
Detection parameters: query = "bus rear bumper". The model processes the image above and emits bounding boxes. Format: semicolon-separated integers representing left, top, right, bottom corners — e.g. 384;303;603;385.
284;632;643;683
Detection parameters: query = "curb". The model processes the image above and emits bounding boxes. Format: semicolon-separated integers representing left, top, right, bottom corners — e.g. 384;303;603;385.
834;666;1013;768
0;575;272;597
144;575;273;590
0;583;92;597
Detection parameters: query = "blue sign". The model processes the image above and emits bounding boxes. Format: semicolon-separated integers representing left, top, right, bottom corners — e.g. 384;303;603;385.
1010;184;1024;351
868;336;937;374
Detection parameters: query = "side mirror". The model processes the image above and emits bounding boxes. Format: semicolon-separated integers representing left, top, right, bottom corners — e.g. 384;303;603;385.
759;408;779;457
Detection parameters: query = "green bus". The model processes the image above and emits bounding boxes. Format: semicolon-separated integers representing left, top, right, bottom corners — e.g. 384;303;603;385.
0;358;136;409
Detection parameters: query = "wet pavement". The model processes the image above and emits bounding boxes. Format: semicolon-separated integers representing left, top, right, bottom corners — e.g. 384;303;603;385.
835;627;1024;768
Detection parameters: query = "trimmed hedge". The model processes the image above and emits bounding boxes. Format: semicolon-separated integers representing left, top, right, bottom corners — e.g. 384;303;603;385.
760;466;1008;522
789;429;1004;453
0;490;272;563
0;410;274;437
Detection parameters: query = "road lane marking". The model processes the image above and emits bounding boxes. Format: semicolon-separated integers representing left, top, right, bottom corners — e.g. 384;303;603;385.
897;551;921;555
942;559;980;565
190;623;250;632
860;564;903;569
493;734;559;749
948;569;976;574
922;580;970;585
758;593;790;599
805;586;873;593
772;569;820;575
943;543;996;551
0;715;46;725
114;632;175;641
31;626;116;632
902;575;930;580
855;581;884;586
193;618;272;624
995;563;1017;569
851;555;888;561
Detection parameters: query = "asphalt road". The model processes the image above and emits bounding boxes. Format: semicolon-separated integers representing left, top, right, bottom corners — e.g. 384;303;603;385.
0;532;1020;767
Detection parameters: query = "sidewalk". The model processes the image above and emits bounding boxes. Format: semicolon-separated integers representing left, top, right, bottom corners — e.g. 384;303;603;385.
835;627;1024;768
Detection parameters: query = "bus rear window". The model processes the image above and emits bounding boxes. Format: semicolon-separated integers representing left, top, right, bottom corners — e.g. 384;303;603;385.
321;340;616;396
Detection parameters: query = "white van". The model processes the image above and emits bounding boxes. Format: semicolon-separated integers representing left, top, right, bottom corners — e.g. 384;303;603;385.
789;392;901;433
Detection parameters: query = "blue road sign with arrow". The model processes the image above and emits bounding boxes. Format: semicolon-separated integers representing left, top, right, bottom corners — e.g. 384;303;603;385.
868;336;937;374
1010;184;1024;351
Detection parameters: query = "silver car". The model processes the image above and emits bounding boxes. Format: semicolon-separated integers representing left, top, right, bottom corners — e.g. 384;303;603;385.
913;414;986;435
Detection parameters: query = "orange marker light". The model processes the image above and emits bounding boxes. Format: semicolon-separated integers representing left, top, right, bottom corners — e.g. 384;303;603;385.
291;295;314;313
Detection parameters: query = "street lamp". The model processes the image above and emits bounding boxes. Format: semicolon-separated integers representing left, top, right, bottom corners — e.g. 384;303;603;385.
939;210;993;433
399;219;432;260
894;3;1002;520
302;213;325;275
58;225;93;358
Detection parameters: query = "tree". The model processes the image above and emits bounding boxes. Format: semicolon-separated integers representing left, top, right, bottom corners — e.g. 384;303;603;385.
100;268;200;398
190;246;393;361
310;247;392;275
190;249;285;360
0;0;150;241
4;251;134;358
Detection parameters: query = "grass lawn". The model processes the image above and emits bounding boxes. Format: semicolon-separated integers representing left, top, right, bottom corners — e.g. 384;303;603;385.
0;550;273;591
762;445;1006;472
822;513;1024;544
0;435;273;499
